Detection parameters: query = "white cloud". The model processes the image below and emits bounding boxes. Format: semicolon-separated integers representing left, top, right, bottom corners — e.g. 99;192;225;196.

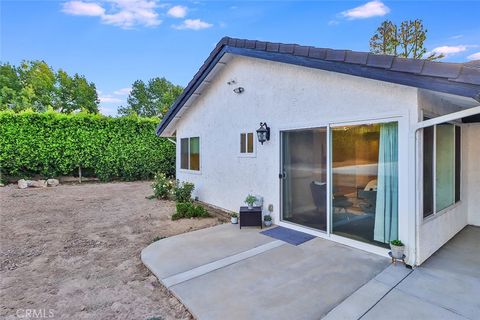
450;34;463;40
341;1;390;20
99;95;123;103
62;0;161;29
167;5;187;18
430;45;479;58
113;87;132;95
173;19;212;30
467;52;480;60
328;20;340;26
62;1;105;16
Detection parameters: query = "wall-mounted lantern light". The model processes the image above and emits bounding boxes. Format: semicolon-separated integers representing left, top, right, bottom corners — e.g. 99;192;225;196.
233;87;244;94
256;122;270;145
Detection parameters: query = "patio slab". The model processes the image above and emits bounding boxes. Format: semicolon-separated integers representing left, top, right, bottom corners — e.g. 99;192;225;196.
142;223;275;279
361;288;468;320
361;225;480;320
142;223;389;320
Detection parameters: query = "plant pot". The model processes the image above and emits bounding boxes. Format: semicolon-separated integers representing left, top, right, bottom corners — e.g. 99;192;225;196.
247;204;253;210
264;220;272;227
390;244;405;259
231;217;238;224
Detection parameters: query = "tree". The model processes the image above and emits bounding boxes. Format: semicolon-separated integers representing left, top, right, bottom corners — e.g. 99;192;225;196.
0;60;99;113
370;19;444;60
369;20;398;56
118;77;183;118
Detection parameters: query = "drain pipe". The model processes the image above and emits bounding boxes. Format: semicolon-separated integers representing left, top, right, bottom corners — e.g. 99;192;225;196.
411;105;480;266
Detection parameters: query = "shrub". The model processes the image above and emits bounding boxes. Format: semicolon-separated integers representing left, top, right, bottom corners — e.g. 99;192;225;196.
264;215;272;221
173;202;210;220
152;172;174;199
0;110;175;181
174;181;195;202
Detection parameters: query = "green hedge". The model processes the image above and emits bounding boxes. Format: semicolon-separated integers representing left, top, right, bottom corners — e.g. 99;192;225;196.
0;110;175;181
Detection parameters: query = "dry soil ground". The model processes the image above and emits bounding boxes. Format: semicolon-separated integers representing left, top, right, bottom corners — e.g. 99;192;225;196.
0;181;222;319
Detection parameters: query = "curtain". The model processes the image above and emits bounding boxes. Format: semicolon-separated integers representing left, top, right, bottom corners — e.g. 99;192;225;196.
374;122;398;243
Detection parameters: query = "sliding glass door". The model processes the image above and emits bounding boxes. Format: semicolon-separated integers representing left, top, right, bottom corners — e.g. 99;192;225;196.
281;128;327;231
281;121;398;248
331;122;398;247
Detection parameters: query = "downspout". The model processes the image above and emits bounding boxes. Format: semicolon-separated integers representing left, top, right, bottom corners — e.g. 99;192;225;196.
411;105;480;266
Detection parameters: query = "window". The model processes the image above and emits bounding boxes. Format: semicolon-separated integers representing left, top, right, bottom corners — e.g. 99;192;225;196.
180;137;200;171
240;132;254;154
423;122;461;218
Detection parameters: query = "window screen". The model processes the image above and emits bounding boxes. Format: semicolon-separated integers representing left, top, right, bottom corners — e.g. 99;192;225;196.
180;138;189;170
423;125;434;218
189;137;200;171
240;132;254;154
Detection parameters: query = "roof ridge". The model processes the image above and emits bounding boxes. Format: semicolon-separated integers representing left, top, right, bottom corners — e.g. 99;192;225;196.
218;36;470;66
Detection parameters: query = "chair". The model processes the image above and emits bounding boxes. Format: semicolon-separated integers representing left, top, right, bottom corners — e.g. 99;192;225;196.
310;181;326;213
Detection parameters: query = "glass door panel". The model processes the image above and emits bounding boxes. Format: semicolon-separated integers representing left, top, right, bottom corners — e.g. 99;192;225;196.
331;122;398;247
281;128;327;231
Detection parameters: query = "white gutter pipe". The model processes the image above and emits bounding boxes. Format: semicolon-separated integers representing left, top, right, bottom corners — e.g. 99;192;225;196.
411;105;480;266
412;105;480;131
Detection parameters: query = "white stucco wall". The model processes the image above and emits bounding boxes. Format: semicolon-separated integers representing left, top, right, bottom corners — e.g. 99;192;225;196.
174;54;419;261
416;90;477;264
465;124;480;226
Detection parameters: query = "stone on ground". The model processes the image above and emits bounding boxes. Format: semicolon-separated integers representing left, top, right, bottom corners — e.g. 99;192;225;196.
47;178;60;187
18;179;29;189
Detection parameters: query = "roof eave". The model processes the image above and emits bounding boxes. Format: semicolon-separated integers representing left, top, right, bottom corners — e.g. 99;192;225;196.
156;42;480;136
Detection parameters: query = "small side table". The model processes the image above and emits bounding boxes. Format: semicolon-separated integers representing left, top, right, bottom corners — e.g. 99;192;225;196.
239;206;262;229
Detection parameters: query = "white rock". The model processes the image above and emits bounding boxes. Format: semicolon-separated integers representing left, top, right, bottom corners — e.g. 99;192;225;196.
18;179;28;189
47;178;59;187
30;180;47;188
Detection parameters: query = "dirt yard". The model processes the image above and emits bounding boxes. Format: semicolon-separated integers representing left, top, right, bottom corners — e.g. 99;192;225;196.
0;181;222;319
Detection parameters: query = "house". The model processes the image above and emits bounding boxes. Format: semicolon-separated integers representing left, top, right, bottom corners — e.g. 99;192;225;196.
156;37;480;266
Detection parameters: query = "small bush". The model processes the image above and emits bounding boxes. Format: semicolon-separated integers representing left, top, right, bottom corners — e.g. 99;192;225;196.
173;202;210;220
174;181;195;202
151;172;174;199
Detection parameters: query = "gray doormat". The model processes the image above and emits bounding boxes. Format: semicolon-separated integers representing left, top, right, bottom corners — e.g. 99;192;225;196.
261;226;316;245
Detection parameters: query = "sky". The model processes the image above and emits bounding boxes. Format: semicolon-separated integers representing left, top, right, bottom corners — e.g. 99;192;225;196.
1;0;479;116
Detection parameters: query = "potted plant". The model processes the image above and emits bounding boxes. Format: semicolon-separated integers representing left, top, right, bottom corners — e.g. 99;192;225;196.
231;213;238;224
245;194;257;210
264;215;272;227
390;240;405;259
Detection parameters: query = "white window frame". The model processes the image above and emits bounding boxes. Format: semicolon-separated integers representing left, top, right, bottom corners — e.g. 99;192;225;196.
179;136;201;173
239;131;256;157
421;118;462;221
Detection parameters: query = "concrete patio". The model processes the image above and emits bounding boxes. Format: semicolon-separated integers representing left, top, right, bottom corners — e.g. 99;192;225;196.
142;224;389;319
142;224;479;320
